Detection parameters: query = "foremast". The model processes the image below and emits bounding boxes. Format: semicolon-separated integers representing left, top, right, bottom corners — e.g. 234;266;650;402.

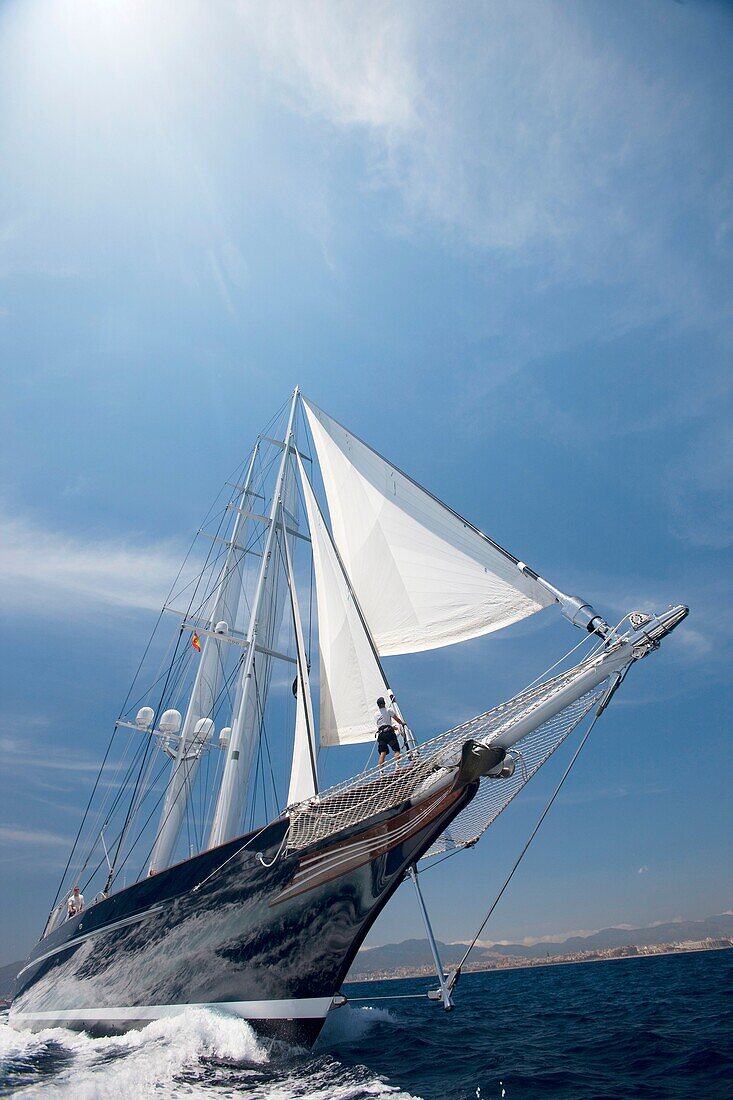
148;444;261;874
208;387;302;849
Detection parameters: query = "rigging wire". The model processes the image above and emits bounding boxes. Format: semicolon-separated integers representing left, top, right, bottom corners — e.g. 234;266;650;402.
109;633;184;885
519;610;632;698
119;658;241;884
52;597;197;905
444;674;627;990
107;460;273;885
345;672;630;1008
60;495;234;902
118;632;191;729
51;728;118;909
80;752;173;895
129;433;294;867
52;418;299;912
77;633;239;888
111;575;234;884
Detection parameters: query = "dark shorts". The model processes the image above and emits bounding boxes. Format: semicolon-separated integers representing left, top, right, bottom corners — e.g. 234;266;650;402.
377;727;400;754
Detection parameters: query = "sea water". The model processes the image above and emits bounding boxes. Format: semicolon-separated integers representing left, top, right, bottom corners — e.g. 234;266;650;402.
1;949;731;1099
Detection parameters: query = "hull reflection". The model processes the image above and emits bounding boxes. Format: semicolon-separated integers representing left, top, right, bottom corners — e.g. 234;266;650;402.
10;780;476;1045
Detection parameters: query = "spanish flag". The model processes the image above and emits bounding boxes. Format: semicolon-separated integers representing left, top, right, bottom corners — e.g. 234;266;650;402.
191;632;201;652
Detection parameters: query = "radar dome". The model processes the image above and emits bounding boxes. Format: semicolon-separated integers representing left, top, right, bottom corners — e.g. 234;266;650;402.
193;718;214;741
219;726;232;746
135;707;155;729
214;621;229;635
159;709;182;734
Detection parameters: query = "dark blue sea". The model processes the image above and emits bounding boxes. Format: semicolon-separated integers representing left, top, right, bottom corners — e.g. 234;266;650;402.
1;950;731;1099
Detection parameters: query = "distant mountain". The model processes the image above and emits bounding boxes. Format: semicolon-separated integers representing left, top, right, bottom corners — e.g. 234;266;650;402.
486;914;733;958
352;937;469;970
350;914;733;976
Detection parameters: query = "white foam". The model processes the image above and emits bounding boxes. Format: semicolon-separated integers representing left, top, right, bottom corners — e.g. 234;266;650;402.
318;1004;397;1046
1;1006;423;1100
1;1007;267;1098
254;1061;423;1100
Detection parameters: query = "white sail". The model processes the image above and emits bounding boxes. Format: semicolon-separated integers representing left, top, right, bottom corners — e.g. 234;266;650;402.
289;667;316;804
303;399;554;656
296;453;389;747
284;525;318;805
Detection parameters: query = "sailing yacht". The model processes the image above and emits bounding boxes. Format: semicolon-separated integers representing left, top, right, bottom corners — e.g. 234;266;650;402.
9;389;687;1044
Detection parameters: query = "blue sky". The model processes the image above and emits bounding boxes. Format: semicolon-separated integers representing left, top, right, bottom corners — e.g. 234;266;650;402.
1;0;731;964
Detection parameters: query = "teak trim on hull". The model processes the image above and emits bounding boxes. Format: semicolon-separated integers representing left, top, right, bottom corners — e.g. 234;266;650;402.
273;783;465;904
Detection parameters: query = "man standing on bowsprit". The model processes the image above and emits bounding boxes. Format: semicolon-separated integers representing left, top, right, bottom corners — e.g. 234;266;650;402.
375;696;407;768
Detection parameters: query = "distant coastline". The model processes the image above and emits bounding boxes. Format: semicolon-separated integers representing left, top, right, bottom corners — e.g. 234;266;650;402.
347;913;733;984
349;940;733;985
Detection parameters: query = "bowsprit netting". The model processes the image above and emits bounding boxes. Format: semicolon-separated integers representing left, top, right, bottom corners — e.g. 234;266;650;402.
420;679;608;860
286;653;610;854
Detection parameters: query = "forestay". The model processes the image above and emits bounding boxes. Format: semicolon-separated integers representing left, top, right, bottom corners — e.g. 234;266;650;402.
302;399;554;656
297;453;390;747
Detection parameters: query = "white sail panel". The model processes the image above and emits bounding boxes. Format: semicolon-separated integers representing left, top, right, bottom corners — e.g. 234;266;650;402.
284;528;318;805
303;399;554;656
296;454;389;747
288;653;317;804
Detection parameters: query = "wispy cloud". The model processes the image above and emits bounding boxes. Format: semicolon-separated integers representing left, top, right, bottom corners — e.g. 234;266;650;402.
468;927;606;948
0;825;71;847
1;743;101;776
241;2;732;336
0;506;183;616
243;1;417;132
0;729;102;778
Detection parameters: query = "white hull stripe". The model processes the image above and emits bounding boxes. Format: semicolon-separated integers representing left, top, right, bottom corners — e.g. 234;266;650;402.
10;996;334;1023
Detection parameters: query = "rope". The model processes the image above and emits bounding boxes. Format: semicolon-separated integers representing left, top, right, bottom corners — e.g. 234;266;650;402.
191;818;276;894
256;823;290;868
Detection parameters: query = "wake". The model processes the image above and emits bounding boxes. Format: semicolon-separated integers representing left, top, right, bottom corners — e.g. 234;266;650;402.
0;1008;267;1098
0;1004;420;1099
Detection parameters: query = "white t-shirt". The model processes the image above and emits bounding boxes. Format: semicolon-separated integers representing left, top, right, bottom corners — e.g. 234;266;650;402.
375;706;397;732
68;892;84;912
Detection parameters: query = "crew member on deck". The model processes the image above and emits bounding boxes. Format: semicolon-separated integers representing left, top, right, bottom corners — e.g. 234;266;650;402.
67;886;84;919
375;696;407;768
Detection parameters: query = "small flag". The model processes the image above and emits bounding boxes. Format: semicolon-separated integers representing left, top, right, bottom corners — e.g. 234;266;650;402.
191;632;201;652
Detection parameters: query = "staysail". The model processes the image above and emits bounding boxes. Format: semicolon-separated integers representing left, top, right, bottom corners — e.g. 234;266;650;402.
302;399;554;656
296;453;390;746
283;521;318;805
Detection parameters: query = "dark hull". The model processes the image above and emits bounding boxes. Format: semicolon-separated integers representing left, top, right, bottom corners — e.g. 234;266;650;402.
10;777;475;1045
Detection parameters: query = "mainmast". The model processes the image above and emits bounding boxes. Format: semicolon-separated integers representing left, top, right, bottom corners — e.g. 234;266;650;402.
147;444;261;874
208;387;301;848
